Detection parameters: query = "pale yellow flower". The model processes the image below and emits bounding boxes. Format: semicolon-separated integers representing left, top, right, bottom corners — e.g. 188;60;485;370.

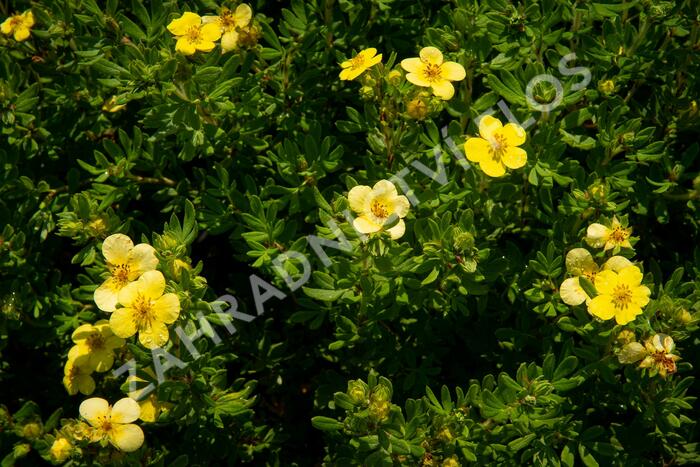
348;180;410;240
587;265;651;325
1;11;34;42
585;216;632;251
400;47;466;100
339;48;382;81
559;248;632;306
109;270;180;349
94;234;159;312
167;12;222;55
202;4;252;53
464;115;527;177
68;320;125;372
79;397;144;452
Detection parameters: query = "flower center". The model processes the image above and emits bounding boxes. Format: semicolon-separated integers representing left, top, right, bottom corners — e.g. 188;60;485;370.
10;17;22;27
488;134;509;161
609;227;629;243
350;54;366;69
97;415;113;434
86;333;105;351
583;271;596;281
133;294;155;327
611;284;632;309
370;199;389;218
186;26;203;44
422;64;442;82
112;264;131;287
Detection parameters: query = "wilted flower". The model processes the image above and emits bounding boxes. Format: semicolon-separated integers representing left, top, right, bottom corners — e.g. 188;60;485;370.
348;180;410;240
400;47;465;100
79;397;144;452
94;234;159;312
110;270;181;349
639;334;680;377
588;265;651;325
464;115;527;177
339;48;382;81
167;12;222;55
1;11;34;42
585;216;632;251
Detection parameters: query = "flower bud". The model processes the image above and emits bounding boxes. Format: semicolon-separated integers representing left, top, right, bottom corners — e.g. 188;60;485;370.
50;437;73;463
453;231;475;251
407;98;428;120
598;79;616;95
369;400;390;421
21;422;42;440
172;259;191;280
347;380;369;404
442;456;461;467
359;85;375;100
370;383;392;403
615;329;635;345
13;443;31;458
386;70;402;85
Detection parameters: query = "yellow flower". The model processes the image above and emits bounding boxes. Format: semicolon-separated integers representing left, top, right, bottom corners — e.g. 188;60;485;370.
585;216;632;251
68;320;125;372
79;397;144;452
464;115;527;177
109;270;180;349
559;248;632;306
49;437;73;463
167;12;222;55
94;233;159;312
202;4;252;53
1;11;34;42
339;48;382;81
348;180;410;240
638;334;680;377
587;265;651;325
400;47;466;100
63;359;95;396
127;376;170;422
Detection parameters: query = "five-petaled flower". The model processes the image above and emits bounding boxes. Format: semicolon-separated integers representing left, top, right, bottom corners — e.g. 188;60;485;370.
79;397;144;452
559;248;632;306
1;11;34;42
348;180;410;240
339;48;383;81
400;47;465;100
68;320;125;373
464;115;527;177
110;270;181;349
203;4;252;53
94;234;159;312
587;265;651;325
586;216;633;251
167;12;222;55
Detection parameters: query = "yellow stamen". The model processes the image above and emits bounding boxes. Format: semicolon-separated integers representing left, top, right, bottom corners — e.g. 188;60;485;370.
370;200;389;218
422;64;442;82
611;284;632;309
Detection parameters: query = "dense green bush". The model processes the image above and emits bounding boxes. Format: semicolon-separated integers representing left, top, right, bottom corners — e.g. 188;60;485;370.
1;0;699;465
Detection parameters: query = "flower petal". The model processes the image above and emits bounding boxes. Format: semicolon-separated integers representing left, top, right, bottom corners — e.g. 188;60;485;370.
221;30;239;52
585;223;610;248
390;195;410;218
502;146;527;169
479;157;506;177
353;216;382;234
386;219;406;240
348;185;373;214
110;307;138;338
138;321;170;349
1;18;13;35
400;57;423;74
234;4;253;27
615;306;642;325
95;279;120;312
153;293;180;324
431;80;455;100
195;40;218;53
372;180;398;198
79;398;110;426
420;46;443;65
117;281;140;307
440;61;466;81
167;12;201;36
559;277;588;306
102;234;133;265
405;72;431;87
200;22;222;42
201;15;220;25
478;115;502;140
565;248;596;276
618;265;643;287
111;398;141;424
587;295;616;320
13;26;30;41
501;123;527;146
72;324;95;344
175;37;197;55
603;256;633;272
109;424;144;452
464;137;490;163
127;244;158;278
138;270;166;300
593;270;618;295
618;342;646;364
